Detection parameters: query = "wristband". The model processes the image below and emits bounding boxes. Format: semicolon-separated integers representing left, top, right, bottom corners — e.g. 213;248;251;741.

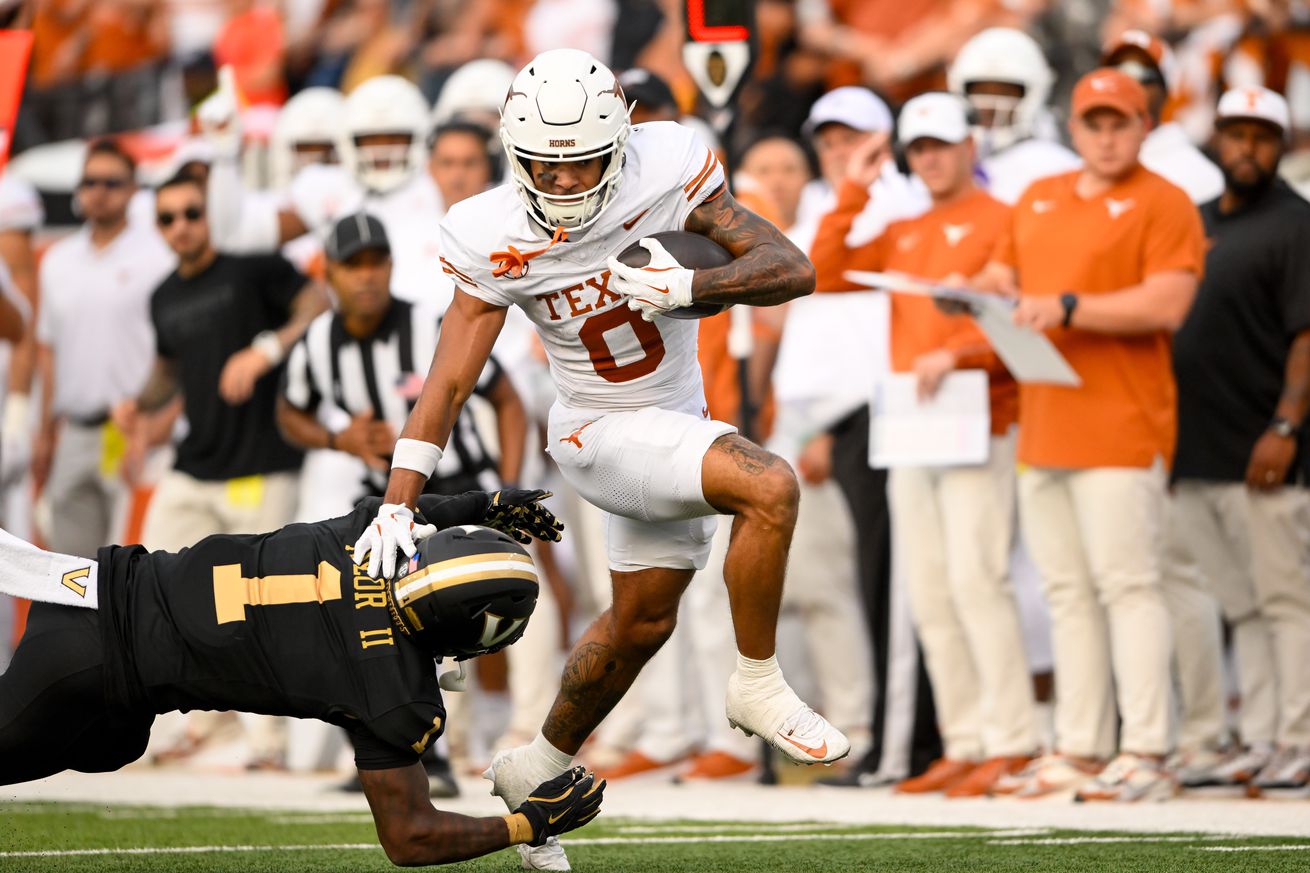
503;813;534;845
252;330;285;366
392;438;443;476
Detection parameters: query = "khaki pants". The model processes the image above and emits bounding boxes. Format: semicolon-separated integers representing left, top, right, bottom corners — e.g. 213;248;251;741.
1165;482;1310;748
45;422;129;560
890;433;1037;760
1019;464;1173;758
141;469;299;552
141;467;299;760
779;481;874;750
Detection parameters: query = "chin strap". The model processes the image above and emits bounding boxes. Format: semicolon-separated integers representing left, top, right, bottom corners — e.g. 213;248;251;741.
491;226;568;278
438;660;468;692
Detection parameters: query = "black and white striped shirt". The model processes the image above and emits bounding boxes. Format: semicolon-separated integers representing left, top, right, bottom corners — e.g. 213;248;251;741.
282;299;503;493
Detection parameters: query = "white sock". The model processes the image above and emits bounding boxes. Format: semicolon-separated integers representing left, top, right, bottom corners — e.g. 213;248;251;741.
528;732;574;778
735;653;788;694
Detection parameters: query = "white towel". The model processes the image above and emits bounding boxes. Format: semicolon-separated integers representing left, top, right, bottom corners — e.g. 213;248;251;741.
0;527;99;609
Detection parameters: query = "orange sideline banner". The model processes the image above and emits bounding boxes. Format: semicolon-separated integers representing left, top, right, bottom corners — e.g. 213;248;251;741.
0;29;34;175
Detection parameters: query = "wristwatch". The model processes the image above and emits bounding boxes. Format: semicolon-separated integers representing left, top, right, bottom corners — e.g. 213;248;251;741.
1270;416;1298;439
1059;293;1079;328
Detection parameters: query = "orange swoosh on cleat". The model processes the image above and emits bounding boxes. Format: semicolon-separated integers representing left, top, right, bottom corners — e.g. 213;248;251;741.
776;732;827;759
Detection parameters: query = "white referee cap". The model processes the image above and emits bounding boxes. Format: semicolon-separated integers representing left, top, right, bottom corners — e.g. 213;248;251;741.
1216;86;1291;140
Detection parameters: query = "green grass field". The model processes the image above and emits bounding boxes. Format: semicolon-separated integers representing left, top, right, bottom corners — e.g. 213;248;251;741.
3;803;1310;872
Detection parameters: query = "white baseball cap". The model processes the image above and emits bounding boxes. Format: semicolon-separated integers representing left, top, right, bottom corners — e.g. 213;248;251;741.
1216;86;1291;140
803;86;893;136
897;92;971;146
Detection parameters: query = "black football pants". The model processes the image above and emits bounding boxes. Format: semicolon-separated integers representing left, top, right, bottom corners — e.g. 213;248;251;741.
0;602;153;785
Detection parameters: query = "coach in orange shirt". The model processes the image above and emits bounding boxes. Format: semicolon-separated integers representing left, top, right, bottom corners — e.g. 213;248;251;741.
811;93;1037;798
979;68;1206;802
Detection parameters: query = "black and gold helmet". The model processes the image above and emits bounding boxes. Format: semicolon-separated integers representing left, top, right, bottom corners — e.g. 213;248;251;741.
390;525;539;659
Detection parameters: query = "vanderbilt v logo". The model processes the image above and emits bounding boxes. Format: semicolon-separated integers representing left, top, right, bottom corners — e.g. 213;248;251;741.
61;567;91;598
478;612;525;649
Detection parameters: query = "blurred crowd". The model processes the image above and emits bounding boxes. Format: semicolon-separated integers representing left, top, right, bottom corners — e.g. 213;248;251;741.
2;0;1310;804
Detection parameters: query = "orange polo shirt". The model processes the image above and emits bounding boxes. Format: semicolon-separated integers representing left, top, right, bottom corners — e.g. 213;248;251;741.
811;180;1017;435
994;165;1205;469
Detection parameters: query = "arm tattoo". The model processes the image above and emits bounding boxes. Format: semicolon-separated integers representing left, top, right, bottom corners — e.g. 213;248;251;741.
543;640;632;750
137;359;180;412
712;433;781;477
685;187;816;307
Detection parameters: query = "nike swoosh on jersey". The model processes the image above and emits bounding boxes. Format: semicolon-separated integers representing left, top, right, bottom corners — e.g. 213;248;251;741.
776;731;828;759
622;208;651;230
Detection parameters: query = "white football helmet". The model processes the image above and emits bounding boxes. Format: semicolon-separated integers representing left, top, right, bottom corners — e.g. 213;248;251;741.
500;49;631;233
340;76;430;194
948;27;1054;155
432;58;516;129
271;87;344;189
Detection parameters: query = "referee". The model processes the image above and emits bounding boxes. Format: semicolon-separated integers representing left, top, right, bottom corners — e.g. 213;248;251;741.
278;212;527;503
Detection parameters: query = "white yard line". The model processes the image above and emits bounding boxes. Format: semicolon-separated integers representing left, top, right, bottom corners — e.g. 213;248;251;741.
6;769;1310;837
1193;845;1310;853
0;829;1065;859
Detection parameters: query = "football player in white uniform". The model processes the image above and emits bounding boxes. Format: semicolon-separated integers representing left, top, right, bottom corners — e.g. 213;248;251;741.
948;27;1083;206
352;49;845;869
269;86;345;191
203;75;449;308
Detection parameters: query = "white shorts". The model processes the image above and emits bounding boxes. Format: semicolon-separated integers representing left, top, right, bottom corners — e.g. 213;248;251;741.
547;398;736;573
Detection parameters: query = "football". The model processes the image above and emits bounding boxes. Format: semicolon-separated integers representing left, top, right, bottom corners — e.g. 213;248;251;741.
615;231;732;319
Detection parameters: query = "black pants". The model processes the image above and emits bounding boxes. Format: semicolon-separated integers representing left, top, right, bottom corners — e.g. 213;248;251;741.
829;406;942;776
0;603;154;786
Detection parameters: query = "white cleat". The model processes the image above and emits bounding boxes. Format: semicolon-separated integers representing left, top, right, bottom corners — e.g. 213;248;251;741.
725;670;850;765
484;748;572;871
516;839;570;871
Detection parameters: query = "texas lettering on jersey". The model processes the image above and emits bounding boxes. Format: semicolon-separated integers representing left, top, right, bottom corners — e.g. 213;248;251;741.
438;121;725;412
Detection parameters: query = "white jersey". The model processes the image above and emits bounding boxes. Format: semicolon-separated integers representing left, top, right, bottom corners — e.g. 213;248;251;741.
981;138;1082;206
440;121;725;413
1140;122;1224;204
289;165;450;307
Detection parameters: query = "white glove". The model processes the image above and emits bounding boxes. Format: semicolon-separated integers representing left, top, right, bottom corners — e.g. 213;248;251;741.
353;503;438;580
196;66;242;160
607;238;694;322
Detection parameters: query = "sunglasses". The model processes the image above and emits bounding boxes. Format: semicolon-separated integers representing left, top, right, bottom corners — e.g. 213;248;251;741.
156;206;204;227
78;176;130;190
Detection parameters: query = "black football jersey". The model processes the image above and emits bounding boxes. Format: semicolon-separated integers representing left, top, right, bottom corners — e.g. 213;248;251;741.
96;494;488;769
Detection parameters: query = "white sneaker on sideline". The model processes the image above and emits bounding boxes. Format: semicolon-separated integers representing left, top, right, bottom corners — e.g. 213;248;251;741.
516;839;570;871
1209;744;1273;785
1253;746;1310;789
1074;753;1177;803
1168;746;1231;787
484;748;572;871
725;671;850;765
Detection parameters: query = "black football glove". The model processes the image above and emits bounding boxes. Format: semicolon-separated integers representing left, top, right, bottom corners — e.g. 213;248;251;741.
482;489;564;544
514;767;605;846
